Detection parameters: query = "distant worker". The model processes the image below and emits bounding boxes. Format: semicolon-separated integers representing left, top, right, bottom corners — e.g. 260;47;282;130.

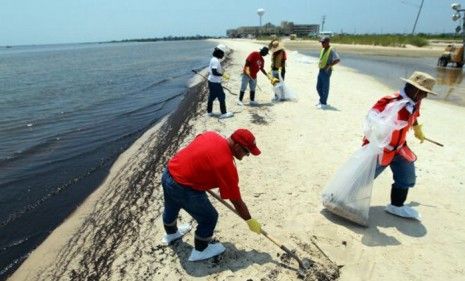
207;44;233;119
364;71;438;220
161;129;263;261
316;36;340;109
237;47;277;106
269;39;287;80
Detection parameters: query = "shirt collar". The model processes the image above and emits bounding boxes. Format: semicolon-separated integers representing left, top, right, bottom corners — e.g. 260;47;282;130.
399;88;416;113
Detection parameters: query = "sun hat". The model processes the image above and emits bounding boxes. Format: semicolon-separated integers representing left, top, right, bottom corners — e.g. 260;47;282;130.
215;44;227;53
231;129;261;156
269;40;284;52
400;71;438;96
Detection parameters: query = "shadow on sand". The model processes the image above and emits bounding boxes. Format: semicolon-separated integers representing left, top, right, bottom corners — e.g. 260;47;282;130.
168;240;282;277
320;203;427;247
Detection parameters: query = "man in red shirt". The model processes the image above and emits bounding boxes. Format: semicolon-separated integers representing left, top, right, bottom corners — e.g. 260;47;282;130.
237;46;276;106
161;129;262;261
365;71;437;220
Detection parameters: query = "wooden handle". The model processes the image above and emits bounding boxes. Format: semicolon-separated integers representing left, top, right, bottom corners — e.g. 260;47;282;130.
425;137;444;147
206;190;308;269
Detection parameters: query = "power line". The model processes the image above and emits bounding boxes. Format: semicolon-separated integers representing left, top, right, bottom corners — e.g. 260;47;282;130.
411;0;424;34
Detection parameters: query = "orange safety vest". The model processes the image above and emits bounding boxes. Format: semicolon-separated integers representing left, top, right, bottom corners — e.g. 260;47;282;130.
364;93;421;166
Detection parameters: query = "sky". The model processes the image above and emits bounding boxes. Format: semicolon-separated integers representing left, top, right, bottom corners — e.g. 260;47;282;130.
0;0;462;46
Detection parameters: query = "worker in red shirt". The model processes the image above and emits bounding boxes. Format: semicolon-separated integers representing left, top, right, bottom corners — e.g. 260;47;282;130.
237;46;276;106
364;71;438;220
161;129;262;261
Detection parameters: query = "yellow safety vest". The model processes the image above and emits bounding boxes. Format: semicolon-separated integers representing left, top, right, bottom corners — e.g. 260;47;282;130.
319;47;332;69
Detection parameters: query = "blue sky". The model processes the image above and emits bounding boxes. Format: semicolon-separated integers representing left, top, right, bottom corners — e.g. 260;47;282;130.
0;0;461;45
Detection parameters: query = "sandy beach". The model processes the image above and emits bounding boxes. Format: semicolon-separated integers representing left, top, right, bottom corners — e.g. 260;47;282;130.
9;39;465;281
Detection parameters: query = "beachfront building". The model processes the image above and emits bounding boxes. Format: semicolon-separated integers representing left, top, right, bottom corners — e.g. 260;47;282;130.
227;21;319;38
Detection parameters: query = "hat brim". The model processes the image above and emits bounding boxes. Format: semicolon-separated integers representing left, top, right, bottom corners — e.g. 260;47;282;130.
249;146;261;156
271;42;284;52
400;77;439;96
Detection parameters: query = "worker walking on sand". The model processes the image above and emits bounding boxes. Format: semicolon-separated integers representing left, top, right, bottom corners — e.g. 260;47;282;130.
161;129;263;261
237;46;277;106
207;44;233;119
364;71;438;220
316;36;340;109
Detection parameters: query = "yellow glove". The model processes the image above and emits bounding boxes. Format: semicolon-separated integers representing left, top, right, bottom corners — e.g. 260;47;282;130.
246;218;262;234
244;66;251;77
413;124;426;143
266;73;273;81
222;72;230;81
271;77;279;86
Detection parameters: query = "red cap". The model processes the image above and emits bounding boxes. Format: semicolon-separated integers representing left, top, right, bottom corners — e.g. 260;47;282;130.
231;129;261;156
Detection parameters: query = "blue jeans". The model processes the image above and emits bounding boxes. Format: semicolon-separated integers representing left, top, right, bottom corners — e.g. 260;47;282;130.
162;168;218;240
374;154;416;189
240;74;257;92
316;69;331;105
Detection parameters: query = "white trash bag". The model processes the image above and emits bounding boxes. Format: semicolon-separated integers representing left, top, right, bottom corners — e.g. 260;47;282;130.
272;73;297;102
321;99;408;226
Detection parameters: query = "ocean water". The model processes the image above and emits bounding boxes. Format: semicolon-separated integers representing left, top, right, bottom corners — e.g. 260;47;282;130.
0;40;215;278
291;48;465;107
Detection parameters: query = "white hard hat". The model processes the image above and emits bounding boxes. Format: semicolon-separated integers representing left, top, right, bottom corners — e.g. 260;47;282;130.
216;44;227;53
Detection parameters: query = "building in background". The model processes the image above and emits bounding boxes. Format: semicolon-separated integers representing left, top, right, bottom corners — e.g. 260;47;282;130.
227;21;319;38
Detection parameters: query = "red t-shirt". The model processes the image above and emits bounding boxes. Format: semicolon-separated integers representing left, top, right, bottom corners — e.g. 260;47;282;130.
243;51;264;79
167;131;241;200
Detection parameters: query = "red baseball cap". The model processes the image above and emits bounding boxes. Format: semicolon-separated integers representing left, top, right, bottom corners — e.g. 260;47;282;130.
231;129;261;156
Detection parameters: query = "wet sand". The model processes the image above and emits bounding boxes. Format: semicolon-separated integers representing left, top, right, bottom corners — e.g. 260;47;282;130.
9;39;465;281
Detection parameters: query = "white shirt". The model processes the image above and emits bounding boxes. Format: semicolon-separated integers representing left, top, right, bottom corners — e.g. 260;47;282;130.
208;57;223;83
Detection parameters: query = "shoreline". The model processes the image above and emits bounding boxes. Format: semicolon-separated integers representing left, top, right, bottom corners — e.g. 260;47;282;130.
9;39;465;281
275;39;445;58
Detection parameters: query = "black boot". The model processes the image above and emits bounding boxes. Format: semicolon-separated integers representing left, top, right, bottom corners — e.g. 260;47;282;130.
239;91;245;102
250;91;256;101
194;237;209;251
163;223;178;235
390;185;408;207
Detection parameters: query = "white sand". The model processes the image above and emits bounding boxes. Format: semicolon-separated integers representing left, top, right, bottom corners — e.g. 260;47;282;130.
9;39;465;281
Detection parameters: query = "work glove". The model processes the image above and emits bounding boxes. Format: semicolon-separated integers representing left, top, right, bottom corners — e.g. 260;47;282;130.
222;72;230;81
413;124;426;143
270;77;280;86
244;66;251;77
246;218;262;234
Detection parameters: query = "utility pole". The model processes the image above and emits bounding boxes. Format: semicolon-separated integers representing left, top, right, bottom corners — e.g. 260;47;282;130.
321;15;326;33
411;0;424;34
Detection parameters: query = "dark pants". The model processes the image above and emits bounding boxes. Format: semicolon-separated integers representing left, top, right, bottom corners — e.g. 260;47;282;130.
207;81;227;114
316;69;331;105
374;154;416;189
162;169;218;241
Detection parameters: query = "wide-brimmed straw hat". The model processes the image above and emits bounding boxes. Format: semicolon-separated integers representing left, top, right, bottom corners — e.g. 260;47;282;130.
269;40;284;52
400;71;438;96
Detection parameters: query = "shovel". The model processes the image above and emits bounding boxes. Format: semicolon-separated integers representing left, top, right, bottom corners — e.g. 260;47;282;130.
206;190;312;273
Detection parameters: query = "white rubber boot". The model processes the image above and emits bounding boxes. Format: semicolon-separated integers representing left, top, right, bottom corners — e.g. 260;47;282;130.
188;243;226;261
161;224;192;245
385;204;422;221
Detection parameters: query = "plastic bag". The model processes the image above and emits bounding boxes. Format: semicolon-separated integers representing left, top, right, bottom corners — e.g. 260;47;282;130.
272;72;297;101
321;99;409;226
